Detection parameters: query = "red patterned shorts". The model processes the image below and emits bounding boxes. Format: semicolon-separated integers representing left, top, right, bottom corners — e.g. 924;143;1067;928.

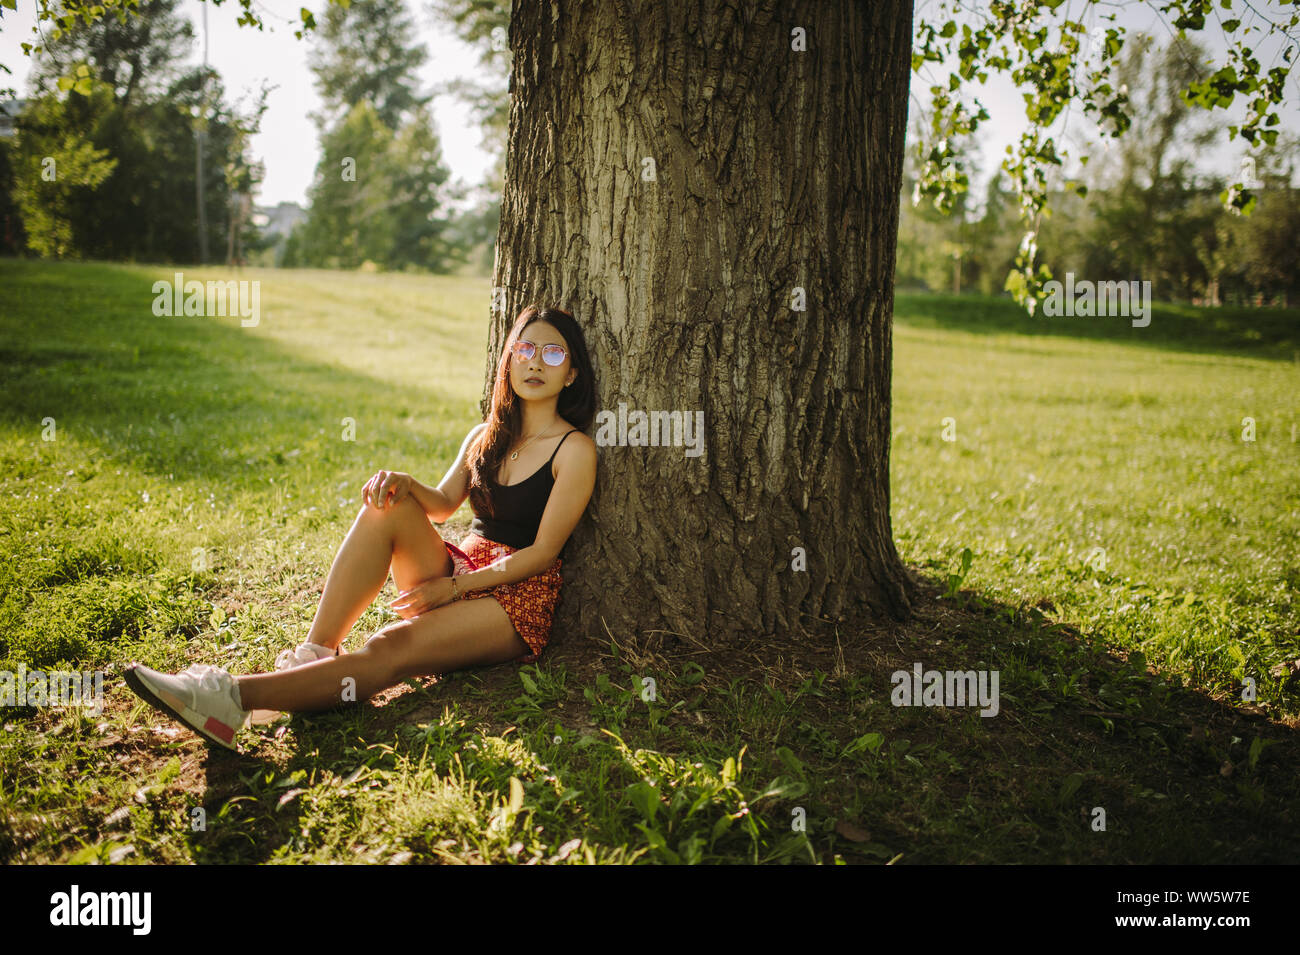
443;532;562;664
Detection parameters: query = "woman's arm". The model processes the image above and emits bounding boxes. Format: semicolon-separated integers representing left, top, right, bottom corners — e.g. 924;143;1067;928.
455;432;597;593
414;423;488;523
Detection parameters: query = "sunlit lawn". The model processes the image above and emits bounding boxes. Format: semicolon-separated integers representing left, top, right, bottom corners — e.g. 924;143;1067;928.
0;260;1295;864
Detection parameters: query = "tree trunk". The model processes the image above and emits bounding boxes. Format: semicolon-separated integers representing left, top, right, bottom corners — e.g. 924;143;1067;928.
488;0;916;650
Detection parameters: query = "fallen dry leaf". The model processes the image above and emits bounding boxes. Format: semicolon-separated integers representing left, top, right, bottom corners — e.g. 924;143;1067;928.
104;807;131;828
835;819;872;843
1269;659;1300;684
107;844;136;863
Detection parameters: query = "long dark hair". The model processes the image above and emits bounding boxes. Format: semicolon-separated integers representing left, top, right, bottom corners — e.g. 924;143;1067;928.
467;304;597;518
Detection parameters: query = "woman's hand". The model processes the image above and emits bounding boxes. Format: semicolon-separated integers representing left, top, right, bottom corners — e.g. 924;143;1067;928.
389;576;458;619
362;470;414;510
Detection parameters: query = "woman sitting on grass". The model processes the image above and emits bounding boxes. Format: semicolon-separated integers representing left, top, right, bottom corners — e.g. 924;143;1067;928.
124;304;599;751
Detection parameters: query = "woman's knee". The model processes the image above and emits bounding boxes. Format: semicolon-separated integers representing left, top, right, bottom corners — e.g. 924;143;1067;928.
357;493;423;523
361;621;420;681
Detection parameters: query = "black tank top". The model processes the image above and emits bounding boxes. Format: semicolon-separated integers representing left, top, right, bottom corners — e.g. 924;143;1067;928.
469;429;580;549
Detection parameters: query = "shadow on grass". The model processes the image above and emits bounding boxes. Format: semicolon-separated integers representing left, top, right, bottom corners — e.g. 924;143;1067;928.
162;567;1300;865
177;671;493;864
0;258;476;484
894;291;1300;364
3;260;1295;862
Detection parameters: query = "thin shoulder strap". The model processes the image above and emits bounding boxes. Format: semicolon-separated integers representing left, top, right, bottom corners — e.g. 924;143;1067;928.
546;428;581;464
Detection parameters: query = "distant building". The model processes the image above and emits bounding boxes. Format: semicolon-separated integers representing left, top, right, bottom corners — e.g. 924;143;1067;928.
252;201;306;266
254;201;306;242
0;99;28;139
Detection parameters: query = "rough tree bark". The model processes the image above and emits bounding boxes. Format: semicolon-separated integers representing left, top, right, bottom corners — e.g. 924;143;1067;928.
486;0;916;649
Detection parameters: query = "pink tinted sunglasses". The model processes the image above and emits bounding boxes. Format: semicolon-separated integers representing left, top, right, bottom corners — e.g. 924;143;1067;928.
512;339;568;366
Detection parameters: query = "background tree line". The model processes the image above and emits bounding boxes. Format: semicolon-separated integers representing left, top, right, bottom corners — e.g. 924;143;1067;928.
897;33;1299;306
1;2;1294;300
0;0;268;262
0;0;502;271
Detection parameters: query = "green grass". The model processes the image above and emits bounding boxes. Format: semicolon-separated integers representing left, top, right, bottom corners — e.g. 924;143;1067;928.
891;291;1300;707
0;262;1296;864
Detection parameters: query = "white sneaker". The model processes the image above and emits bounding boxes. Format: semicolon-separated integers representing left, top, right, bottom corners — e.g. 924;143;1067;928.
275;640;339;671
124;662;249;751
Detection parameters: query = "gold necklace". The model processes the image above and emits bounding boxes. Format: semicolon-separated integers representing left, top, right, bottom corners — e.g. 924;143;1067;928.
509;419;562;460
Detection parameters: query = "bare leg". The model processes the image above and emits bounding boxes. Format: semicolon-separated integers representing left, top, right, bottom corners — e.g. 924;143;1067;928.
237;596;529;712
302;495;453;652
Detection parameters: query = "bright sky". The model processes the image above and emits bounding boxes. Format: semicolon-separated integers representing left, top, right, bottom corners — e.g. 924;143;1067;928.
0;0;1295;209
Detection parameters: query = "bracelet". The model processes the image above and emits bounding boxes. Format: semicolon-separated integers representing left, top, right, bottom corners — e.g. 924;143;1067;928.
450;575;461;601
